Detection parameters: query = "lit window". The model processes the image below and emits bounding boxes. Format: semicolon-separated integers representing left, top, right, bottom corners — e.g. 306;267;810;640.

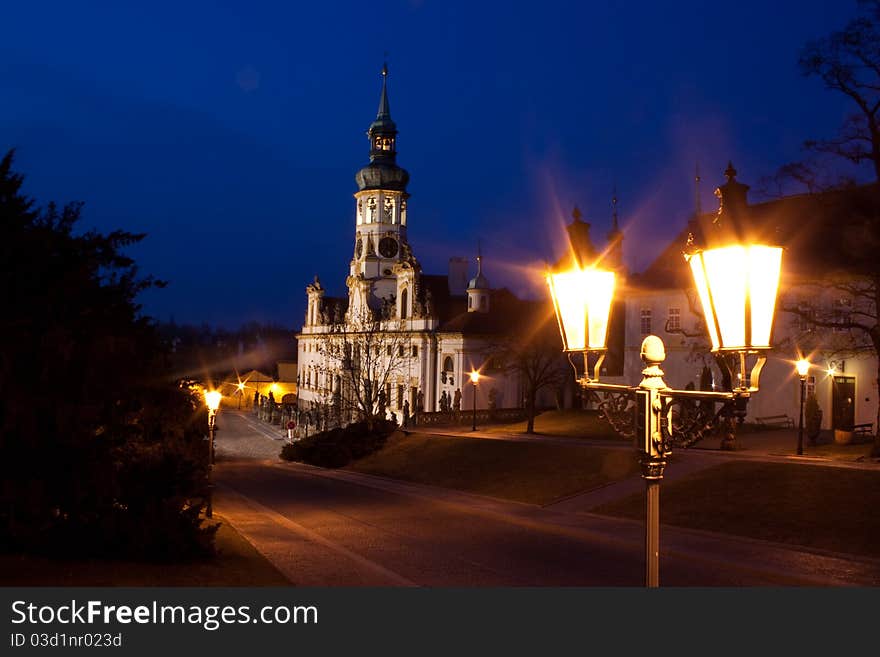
640;308;652;335
806;375;816;398
667;307;680;332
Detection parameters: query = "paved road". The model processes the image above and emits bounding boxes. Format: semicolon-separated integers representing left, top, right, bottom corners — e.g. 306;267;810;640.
213;410;880;587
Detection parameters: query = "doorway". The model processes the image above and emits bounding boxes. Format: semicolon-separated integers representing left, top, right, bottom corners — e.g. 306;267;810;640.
831;376;855;430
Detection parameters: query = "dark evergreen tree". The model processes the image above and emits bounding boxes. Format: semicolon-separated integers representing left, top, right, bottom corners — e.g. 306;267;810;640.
0;150;216;559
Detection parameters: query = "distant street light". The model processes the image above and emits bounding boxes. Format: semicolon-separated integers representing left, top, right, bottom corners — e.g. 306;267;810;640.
796;359;810;456
204;389;222;518
237;382;245;410
469;370;480;431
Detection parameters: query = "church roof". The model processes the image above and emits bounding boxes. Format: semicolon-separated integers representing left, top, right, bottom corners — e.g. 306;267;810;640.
439;289;544;335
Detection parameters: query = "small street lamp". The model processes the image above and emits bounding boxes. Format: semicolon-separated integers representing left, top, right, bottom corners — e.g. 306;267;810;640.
236;381;245;410
469;370;480;431
548;238;783;587
204;389;222;519
795;359;810;456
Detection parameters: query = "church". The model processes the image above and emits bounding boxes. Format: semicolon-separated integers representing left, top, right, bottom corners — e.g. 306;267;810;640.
295;67;557;424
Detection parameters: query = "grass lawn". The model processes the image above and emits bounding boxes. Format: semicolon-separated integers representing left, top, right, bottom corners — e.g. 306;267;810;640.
0;515;290;586
347;431;640;505
593;461;880;559
484;409;623;441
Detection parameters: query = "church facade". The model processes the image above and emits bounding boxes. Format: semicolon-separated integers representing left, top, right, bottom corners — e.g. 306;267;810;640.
295;68;548;424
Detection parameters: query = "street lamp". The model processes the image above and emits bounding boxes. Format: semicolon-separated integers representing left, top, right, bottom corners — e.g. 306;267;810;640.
547;240;783;587
795;359;810;456
236;381;245;410
469;370;480;431
204;389;222;518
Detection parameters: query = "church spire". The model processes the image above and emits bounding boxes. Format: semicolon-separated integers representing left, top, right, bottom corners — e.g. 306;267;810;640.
367;63;398;163
606;187;624;271
376;62;391;121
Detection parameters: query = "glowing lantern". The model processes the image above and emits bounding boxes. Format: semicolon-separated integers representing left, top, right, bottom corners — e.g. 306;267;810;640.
685;244;782;352
547;267;616;352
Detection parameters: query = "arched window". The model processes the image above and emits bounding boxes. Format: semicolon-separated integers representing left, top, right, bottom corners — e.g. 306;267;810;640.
401;288;408;319
443;356;454;373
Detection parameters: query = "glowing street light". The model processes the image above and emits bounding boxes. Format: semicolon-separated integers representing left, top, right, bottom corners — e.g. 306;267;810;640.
469;370;480;432
795;359;810;456
548;239;783;587
204;389;222;518
236;381;246;409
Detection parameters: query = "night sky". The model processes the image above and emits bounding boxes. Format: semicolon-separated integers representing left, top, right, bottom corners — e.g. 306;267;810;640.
1;1;862;329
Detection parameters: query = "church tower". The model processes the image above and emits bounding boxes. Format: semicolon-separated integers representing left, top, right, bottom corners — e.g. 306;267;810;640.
348;64;414;318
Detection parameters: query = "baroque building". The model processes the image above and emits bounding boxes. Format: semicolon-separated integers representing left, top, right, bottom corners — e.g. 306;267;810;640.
613;164;880;438
295;67;558;423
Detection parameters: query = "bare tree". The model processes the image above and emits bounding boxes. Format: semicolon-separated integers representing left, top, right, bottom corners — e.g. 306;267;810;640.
766;2;880;455
314;308;409;429
799;0;880;182
491;310;568;434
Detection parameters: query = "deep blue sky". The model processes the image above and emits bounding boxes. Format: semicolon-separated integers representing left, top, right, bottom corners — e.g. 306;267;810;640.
0;0;863;328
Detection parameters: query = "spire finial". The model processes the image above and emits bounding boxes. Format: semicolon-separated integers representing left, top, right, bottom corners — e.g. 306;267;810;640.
476;240;483;275
611;185;619;231
572;205;583;222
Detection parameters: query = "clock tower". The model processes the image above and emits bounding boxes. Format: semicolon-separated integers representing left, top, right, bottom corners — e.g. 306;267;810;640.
349;64;415;316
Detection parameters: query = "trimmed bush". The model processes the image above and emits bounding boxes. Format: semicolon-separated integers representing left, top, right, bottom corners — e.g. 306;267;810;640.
281;419;397;468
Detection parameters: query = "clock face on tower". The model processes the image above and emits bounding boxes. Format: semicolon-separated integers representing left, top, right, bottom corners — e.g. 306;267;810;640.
378;236;398;258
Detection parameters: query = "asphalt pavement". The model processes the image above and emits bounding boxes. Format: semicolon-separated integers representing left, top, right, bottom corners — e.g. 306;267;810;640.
212;409;880;587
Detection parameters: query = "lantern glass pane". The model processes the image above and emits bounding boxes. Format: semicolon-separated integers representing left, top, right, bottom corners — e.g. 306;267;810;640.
549;271;587;351
586;269;615;350
748;245;783;348
688;253;720;351
703;246;747;349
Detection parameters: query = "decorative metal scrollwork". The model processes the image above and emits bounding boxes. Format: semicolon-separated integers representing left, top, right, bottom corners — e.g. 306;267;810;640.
587;389;636;440
588;385;749;450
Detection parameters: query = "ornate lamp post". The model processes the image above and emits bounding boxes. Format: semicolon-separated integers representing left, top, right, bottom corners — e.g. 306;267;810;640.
204;389;222;519
795;359;810;456
469;370;480;431
548;240;783;587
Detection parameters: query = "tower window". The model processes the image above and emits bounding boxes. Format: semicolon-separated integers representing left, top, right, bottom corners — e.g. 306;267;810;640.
401;288;408;319
412;345;418;358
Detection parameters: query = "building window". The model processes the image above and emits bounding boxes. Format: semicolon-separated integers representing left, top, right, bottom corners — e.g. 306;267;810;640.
385;382;392;406
398;344;405;357
401;288;408;319
640;308;652;335
806;375;816;398
667;307;680;332
412;345;418;357
468;297;473;309
397;384;405;408
387;345;392;356
479;296;487;310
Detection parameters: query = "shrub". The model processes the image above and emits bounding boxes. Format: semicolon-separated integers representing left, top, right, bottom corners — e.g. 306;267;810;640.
280;419;397;468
